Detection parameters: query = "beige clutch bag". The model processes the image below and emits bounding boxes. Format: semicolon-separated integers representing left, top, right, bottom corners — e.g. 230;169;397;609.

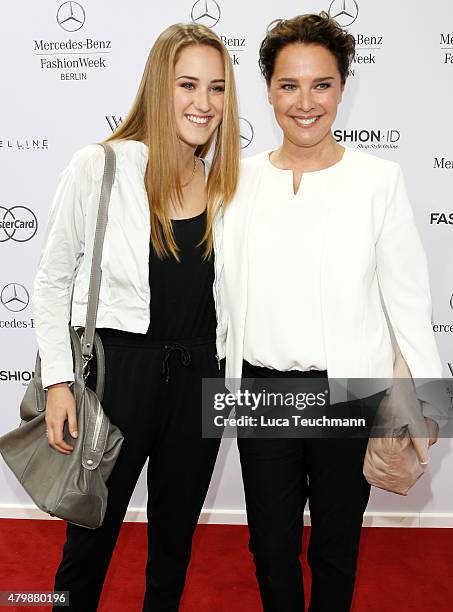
363;344;440;496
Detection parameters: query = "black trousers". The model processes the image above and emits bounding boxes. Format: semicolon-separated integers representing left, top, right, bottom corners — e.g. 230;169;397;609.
53;334;221;612
238;361;382;612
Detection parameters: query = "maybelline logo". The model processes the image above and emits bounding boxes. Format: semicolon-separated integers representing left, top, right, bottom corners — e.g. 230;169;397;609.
430;212;453;225
0;139;48;151
105;115;254;149
334;129;400;150
33;2;112;81
329;1;383;77
434;157;453;170
1;284;30;313
190;1;246;65
0;370;34;384
0;206;38;242
440;33;453;64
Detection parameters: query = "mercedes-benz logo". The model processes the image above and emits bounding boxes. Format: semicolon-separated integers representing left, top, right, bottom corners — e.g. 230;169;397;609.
239;118;254;149
191;0;221;28
57;1;86;32
0;206;38;243
329;0;359;27
1;284;30;312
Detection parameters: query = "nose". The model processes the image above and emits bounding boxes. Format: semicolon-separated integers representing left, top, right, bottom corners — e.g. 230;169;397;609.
296;88;315;113
193;88;211;113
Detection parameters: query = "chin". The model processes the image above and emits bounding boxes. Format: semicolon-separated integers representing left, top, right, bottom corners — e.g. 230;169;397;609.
179;130;214;148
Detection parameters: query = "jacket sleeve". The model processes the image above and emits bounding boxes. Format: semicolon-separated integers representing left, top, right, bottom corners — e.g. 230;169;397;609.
375;163;447;423
32;150;91;389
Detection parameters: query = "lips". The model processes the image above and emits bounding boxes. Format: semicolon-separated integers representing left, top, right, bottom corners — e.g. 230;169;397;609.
185;114;212;126
292;115;322;128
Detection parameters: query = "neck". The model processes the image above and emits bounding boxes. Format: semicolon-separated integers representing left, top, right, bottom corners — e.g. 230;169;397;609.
276;132;342;171
177;139;197;174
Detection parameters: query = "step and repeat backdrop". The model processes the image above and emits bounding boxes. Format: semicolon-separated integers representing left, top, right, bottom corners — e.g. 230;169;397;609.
0;0;452;517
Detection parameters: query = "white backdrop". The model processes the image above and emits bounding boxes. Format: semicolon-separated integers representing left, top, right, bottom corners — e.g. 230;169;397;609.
1;0;452;523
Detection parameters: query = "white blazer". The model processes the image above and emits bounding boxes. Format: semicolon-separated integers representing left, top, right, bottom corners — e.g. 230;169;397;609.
33;139;226;389
221;147;443;411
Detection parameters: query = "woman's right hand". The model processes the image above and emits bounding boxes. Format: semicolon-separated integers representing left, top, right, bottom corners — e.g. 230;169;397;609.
45;383;78;454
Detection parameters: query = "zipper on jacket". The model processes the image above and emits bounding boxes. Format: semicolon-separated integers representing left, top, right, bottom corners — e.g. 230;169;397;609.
212;211;225;352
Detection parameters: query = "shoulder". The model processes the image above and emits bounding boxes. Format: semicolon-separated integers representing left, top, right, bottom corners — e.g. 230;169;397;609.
67;139;148;182
240;150;269;171
235;151;269;186
344;147;401;184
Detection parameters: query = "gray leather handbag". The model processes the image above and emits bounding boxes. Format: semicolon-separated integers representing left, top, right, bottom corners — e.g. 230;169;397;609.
0;143;124;529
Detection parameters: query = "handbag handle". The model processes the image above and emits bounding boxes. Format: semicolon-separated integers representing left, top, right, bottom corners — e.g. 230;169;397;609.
32;308;107;410
81;143;116;362
32;142;115;403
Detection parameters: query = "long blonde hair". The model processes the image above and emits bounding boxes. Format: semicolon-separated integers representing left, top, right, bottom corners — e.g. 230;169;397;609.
106;23;240;259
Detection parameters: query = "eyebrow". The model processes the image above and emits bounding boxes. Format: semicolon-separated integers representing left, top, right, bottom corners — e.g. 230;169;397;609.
276;76;335;82
176;75;225;83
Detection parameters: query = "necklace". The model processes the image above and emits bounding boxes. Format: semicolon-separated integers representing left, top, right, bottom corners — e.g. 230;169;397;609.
181;156;198;188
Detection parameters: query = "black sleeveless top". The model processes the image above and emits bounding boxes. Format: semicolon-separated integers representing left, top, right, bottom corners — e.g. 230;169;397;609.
97;209;216;345
146;209;216;342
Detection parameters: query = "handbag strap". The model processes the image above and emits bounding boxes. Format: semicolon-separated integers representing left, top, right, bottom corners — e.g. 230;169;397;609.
81;142;116;360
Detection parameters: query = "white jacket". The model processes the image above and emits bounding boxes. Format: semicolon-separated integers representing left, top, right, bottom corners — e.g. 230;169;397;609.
33;139;227;389
221;148;444;415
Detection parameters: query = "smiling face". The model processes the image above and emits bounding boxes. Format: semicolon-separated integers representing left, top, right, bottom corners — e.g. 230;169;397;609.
173;44;225;149
268;42;344;151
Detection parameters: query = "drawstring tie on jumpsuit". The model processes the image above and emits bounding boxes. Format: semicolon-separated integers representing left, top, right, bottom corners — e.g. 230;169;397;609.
161;343;192;382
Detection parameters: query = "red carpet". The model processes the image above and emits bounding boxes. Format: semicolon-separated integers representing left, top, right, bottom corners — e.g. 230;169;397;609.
1;519;452;611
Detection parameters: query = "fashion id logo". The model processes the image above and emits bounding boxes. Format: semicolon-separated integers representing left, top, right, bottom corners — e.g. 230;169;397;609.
333;128;400;150
190;1;247;66
33;2;112;81
429;212;453;225
0;370;34;384
329;0;384;77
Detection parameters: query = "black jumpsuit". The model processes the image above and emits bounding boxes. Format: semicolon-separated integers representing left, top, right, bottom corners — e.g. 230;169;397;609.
53;210;222;611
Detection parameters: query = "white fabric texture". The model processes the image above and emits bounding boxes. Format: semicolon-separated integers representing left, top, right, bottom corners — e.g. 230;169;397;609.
32;140;225;388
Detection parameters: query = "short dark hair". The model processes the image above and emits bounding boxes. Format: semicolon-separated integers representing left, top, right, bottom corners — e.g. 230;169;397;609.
259;12;356;85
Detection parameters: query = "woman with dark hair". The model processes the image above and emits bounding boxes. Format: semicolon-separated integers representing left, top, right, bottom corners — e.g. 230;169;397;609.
33;22;239;611
221;12;441;611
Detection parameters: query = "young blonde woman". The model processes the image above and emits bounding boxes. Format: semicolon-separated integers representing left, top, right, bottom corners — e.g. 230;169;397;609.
33;23;239;611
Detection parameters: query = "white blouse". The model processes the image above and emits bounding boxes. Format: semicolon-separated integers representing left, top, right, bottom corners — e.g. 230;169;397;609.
243;150;349;371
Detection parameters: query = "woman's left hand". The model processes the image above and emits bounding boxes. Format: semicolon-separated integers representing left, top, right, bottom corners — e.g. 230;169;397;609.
425;417;439;447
